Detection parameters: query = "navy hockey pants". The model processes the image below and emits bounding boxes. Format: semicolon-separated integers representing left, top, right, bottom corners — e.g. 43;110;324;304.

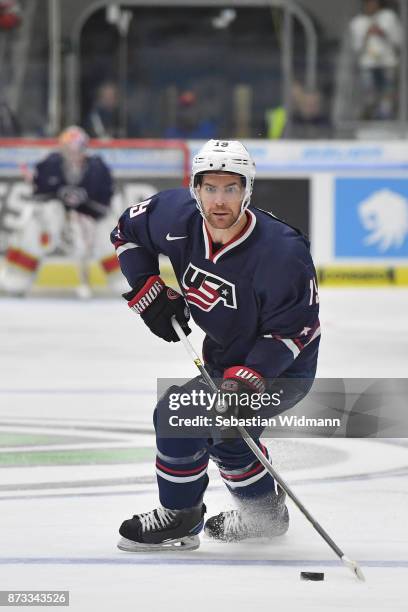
153;375;305;510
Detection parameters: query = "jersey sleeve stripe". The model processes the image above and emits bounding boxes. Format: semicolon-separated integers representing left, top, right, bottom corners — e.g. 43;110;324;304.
116;242;140;257
307;325;321;345
279;338;301;359
263;322;321;359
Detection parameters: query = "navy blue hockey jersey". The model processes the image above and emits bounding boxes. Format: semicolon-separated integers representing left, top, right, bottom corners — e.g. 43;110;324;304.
33;152;113;219
111;188;320;380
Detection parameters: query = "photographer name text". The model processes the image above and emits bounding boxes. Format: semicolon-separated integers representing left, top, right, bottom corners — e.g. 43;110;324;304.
168;415;341;428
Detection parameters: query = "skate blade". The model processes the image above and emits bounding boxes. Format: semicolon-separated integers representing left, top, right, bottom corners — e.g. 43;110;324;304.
204;524;288;543
117;535;200;553
204;534;287;544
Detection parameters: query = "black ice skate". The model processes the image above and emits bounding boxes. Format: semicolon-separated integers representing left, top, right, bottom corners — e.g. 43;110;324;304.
204;489;289;542
117;504;206;552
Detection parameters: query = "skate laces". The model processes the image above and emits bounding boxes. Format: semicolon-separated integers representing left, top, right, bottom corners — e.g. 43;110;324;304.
139;507;176;532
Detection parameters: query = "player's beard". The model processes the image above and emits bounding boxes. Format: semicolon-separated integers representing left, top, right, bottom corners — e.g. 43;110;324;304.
204;208;241;230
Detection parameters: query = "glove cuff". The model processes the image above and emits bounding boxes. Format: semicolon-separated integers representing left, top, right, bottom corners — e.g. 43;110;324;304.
128;275;164;314
223;366;266;394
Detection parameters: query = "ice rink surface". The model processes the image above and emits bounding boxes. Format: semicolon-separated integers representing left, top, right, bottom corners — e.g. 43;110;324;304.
0;288;407;611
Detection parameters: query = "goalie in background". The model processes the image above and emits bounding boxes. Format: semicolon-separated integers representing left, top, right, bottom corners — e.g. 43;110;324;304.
0;125;125;298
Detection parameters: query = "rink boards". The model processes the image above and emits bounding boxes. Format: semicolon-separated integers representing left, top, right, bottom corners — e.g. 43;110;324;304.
29;260;408;288
0;139;408;287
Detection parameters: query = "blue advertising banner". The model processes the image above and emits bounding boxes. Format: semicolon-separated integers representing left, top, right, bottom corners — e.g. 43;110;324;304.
335;178;408;258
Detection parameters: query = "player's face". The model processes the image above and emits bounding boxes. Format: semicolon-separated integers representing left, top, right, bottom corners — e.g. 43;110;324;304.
197;173;245;230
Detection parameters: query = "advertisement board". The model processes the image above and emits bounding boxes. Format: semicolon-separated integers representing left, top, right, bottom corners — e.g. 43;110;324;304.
1;139;408;287
335;178;408;259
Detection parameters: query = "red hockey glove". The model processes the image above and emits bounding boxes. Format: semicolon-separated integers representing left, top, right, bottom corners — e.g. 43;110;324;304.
123;275;191;343
218;366;266;418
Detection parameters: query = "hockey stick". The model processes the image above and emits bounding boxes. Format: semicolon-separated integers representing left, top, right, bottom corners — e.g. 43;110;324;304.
171;317;365;582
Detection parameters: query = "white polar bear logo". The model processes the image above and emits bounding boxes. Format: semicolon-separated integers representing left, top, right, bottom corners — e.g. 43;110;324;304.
358;189;408;252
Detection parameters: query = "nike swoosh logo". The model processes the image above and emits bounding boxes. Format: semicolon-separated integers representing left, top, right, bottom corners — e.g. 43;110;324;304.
166;233;188;241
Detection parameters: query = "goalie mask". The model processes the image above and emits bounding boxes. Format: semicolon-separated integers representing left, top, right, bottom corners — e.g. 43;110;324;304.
59;126;89;155
59;126;89;183
190;140;256;219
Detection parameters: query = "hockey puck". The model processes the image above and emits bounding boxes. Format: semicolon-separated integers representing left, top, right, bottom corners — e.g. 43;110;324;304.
300;572;324;581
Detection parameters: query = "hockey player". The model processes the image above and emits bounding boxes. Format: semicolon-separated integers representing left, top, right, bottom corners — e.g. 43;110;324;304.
111;140;320;551
0;126;121;297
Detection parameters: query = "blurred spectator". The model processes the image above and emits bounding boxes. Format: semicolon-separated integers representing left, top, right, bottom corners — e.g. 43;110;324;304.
290;83;331;139
0;2;22;135
84;81;140;138
84;81;121;139
0;95;20;135
265;105;287;139
164;90;217;139
348;0;402;119
265;83;331;140
0;1;21;30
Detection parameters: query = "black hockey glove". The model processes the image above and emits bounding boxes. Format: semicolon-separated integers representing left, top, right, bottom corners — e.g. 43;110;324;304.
123;275;191;343
57;185;89;209
217;366;266;419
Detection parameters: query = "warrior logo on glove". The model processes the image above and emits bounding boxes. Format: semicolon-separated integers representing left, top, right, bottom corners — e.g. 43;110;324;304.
124;276;191;342
129;278;164;315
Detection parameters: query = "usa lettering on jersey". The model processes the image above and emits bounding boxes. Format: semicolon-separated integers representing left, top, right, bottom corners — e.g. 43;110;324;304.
182;263;237;311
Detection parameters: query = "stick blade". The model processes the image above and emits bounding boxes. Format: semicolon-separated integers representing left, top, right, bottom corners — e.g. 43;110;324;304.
341;555;366;581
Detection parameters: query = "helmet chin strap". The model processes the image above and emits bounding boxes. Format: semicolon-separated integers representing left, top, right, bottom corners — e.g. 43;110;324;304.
230;204;247;227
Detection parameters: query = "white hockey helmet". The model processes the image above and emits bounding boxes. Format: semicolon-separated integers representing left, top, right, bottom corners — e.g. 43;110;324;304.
190;139;256;216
